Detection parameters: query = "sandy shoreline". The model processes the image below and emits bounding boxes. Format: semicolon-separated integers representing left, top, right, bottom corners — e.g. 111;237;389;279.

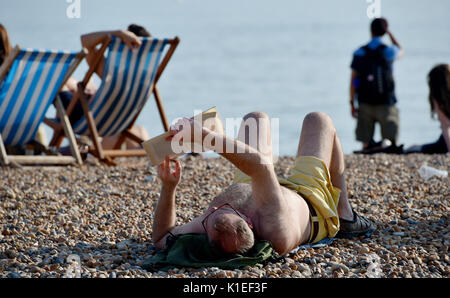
0;153;448;278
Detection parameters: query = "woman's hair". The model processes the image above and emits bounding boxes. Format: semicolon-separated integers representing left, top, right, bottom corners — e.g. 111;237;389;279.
127;24;151;37
0;24;12;66
428;64;450;119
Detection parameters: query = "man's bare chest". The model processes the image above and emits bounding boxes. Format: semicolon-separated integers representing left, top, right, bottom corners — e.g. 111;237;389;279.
208;183;255;212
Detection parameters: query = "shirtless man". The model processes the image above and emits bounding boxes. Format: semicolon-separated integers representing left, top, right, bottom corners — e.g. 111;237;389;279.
152;111;375;256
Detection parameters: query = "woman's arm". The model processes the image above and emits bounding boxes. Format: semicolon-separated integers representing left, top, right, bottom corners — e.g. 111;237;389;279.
434;100;450;152
80;30;142;78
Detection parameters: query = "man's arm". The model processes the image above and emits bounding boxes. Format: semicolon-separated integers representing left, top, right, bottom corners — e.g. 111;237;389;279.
350;70;358;119
152;157;181;248
152;185;177;248
215;132;285;209
152;157;206;249
386;30;404;59
205;124;293;251
171;118;284;208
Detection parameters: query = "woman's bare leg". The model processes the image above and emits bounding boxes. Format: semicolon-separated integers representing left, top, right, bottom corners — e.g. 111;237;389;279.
61;77;78;93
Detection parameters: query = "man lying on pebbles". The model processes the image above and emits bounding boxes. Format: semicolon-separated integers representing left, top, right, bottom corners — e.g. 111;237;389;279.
152;111;376;256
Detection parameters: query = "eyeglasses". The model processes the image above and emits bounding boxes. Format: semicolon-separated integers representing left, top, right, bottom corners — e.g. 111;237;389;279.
201;203;252;234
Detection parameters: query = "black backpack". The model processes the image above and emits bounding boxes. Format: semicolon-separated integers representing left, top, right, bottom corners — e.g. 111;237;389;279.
355;44;395;105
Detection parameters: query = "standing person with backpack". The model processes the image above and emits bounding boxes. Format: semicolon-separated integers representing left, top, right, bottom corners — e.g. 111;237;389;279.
350;18;404;151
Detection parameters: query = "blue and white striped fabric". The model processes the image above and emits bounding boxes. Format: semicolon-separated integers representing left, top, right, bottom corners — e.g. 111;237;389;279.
0;49;78;146
72;37;169;137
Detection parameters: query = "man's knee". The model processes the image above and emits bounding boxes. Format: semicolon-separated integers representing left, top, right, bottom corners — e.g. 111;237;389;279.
239;111;271;154
240;111;270;136
243;111;269;121
303;112;336;132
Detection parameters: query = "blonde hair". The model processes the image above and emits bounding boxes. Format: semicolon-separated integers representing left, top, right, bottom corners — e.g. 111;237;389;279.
0;24;12;66
212;214;254;254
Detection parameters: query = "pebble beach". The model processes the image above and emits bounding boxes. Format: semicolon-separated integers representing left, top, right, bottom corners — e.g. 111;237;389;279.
0;153;448;278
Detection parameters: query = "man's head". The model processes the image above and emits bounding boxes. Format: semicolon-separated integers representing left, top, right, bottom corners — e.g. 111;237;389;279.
128;24;151;37
371;18;389;37
202;204;254;254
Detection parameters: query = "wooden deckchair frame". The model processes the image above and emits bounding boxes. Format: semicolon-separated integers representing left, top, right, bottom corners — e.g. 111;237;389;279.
48;36;180;165
0;46;86;167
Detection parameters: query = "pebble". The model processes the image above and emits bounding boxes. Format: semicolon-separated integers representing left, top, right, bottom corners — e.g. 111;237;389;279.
5;249;18;259
406;219;418;225
7;272;21;278
302;269;312;277
297;263;309;272
30;266;44;273
0;154;448;278
144;175;155;183
116;240;133;250
329;262;349;274
359;247;370;254
52;257;65;265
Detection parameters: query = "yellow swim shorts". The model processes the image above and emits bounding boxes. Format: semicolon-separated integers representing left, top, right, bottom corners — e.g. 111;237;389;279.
233;156;341;243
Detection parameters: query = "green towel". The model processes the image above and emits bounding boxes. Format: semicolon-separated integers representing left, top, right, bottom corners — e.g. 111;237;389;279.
142;233;281;272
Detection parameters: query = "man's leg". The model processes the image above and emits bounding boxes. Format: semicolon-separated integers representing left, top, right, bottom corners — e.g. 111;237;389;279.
356;103;376;149
378;104;399;145
296;112;353;220
296;112;376;238
237;111;273;162
231;111;273;185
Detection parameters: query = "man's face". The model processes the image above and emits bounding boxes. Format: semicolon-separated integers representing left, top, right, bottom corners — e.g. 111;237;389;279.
203;207;244;253
210;228;242;254
202;204;245;234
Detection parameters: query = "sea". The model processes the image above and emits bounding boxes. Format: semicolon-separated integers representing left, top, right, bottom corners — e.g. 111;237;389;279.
2;0;450;155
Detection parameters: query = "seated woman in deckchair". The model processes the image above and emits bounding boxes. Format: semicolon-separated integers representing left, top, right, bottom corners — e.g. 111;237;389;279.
59;24;151;150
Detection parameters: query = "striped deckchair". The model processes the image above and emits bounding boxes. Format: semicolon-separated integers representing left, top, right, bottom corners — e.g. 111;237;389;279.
0;46;85;166
49;35;179;164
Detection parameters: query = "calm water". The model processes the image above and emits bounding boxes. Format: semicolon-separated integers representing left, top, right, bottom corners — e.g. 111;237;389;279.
2;0;450;155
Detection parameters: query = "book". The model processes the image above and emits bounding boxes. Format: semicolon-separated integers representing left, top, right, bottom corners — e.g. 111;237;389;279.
142;107;223;166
